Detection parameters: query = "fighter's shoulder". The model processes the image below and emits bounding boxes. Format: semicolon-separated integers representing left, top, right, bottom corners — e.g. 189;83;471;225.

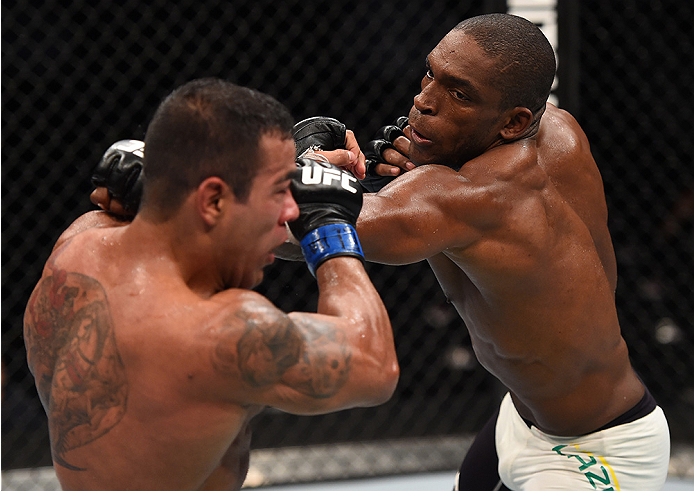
207;289;287;328
53;210;130;252
538;104;590;153
373;163;461;197
146;290;287;362
379;163;494;208
542;103;577;126
461;139;542;191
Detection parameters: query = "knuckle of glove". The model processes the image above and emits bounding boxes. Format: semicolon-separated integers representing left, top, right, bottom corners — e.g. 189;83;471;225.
376;124;405;143
292;116;347;156
393;116;409;129
363;117;408;177
121;168;143;213
364;138;392;160
91;140;145;213
364;138;392;177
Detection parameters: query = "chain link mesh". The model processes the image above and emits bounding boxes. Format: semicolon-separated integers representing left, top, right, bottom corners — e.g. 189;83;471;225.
2;0;692;485
578;1;694;441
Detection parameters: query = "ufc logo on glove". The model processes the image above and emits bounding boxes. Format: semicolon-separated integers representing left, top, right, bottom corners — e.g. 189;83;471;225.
290;158;364;277
300;165;359;194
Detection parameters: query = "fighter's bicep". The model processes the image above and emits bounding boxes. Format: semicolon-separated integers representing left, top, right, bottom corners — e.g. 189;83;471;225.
207;294;353;412
280;313;352;400
208;296;303;389
357;166;485;264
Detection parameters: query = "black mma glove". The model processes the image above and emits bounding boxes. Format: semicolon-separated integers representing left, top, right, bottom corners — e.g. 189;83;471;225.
290;157;365;277
91;139;145;214
361;116;409;193
292;116;347;157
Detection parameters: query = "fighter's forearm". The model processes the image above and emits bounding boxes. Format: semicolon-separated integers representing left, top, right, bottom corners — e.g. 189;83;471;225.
314;257;398;405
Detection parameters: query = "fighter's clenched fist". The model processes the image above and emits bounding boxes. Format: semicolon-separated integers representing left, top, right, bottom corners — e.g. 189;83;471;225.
289;158;364;277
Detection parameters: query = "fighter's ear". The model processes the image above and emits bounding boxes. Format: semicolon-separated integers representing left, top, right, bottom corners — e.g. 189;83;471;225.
499;107;533;140
195;176;229;227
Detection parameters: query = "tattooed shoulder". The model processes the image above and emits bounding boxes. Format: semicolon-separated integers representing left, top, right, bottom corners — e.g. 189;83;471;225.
211;298;300;385
210;297;352;399
23;260;128;470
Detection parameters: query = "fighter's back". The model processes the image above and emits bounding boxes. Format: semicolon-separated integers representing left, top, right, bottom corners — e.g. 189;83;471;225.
23;223;256;491
536;104;618;289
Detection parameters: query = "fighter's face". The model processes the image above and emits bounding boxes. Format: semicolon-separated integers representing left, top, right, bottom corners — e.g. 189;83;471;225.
407;31;509;169
222;134;299;289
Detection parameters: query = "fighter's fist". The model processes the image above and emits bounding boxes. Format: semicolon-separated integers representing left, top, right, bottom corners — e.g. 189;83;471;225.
292;116;347;157
364;116;410;176
91;140;144;215
292;116;366;179
289;158;362;239
289;158;364;276
361;117;411;193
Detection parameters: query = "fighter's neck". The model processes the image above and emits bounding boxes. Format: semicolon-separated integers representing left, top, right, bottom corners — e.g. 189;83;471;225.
502;104;546;144
428;105;546;172
474;108;543;168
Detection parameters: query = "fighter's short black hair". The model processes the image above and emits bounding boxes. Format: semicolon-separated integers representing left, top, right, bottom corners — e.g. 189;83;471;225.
454;13;556;113
143;78;294;217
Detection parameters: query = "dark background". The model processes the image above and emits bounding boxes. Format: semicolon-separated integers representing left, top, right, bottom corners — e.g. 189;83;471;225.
3;0;693;472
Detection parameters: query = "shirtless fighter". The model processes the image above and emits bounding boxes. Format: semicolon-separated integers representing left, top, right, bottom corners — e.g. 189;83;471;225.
298;13;671;491
23;78;397;491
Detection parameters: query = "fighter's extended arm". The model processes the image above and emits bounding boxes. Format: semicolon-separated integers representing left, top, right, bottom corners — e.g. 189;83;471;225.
357;163;500;265
278;117;497;266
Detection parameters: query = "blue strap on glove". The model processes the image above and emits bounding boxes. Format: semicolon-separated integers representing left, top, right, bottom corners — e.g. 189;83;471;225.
299;223;364;277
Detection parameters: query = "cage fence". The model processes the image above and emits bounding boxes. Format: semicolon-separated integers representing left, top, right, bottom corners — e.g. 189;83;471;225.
2;0;693;488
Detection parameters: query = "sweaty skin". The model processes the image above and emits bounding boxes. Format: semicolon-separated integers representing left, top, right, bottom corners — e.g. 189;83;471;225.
24;134;397;491
356;30;643;437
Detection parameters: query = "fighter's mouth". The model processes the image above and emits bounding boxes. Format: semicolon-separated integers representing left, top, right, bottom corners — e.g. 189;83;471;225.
409;126;433;145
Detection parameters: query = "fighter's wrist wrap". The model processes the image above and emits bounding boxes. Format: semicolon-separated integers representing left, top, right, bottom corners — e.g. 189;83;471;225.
299;223;364;277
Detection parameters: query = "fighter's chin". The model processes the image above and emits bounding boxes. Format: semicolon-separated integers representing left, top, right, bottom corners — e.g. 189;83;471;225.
232;264;267;290
407;147;437;167
239;272;264;290
251;255;279;287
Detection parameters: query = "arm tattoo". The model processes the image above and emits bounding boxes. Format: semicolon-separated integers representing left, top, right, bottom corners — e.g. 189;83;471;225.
212;308;351;399
211;311;301;385
280;316;352;398
24;261;128;471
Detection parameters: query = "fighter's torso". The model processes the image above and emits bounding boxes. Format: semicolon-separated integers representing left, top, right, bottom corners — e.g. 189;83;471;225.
426;106;643;435
24;224;260;490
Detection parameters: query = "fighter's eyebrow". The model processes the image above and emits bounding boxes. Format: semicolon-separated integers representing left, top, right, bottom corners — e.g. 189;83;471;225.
276;168;295;185
426;55;480;100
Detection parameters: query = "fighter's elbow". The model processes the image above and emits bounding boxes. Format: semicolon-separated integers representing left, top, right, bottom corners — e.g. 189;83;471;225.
362;358;400;406
378;361;400;403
